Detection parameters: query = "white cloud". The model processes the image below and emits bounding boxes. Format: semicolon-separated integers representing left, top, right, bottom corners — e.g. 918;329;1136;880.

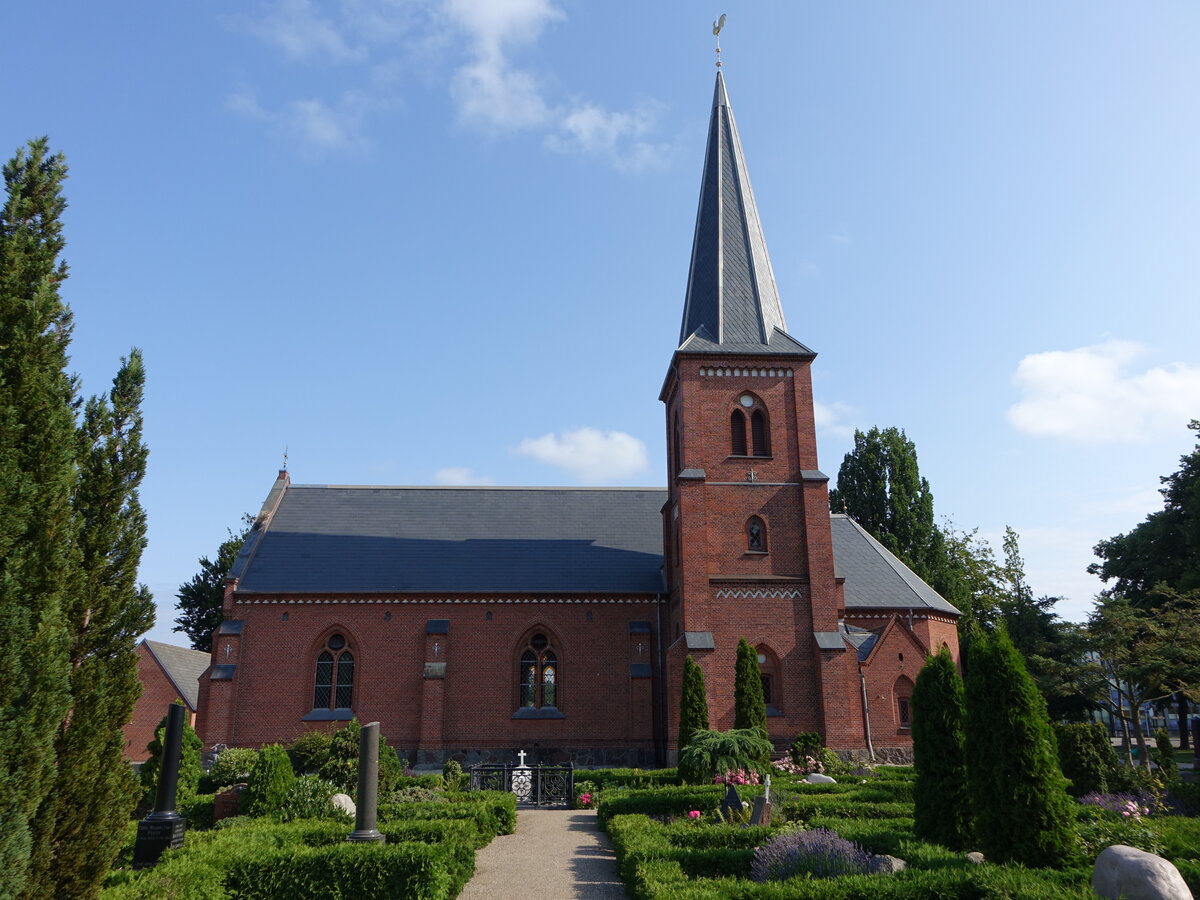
545;101;670;173
1008;340;1200;443
813;400;856;439
227;90;372;157
434;466;495;485
1077;486;1163;519
226;0;367;63
514;427;648;482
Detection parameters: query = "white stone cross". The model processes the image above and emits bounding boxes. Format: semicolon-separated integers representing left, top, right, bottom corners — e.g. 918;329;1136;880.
516;749;528;768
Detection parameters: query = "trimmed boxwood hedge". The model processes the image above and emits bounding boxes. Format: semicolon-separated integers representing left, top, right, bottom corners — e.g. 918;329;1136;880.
597;785;729;828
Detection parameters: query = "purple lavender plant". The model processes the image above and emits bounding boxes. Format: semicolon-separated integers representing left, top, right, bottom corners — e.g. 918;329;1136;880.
751;827;872;881
1079;791;1158;817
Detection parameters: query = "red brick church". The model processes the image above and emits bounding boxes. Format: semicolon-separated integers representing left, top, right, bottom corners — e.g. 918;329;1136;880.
197;70;960;766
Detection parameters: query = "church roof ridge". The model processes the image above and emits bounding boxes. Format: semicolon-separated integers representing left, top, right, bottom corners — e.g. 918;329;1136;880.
286;484;667;492
677;69;801;356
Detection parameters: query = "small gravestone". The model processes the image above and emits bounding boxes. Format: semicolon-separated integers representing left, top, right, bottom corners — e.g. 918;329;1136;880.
750;774;772;825
719;782;742;820
133;704;188;868
212;784;246;823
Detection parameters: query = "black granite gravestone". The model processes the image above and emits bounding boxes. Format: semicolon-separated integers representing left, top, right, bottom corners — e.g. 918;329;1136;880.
133;704;188;868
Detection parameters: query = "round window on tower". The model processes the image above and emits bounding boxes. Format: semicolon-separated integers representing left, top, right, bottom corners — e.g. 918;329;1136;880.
739;394;754;407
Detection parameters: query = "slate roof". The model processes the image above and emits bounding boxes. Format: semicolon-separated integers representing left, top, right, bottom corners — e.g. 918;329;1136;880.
142;640;210;711
232;485;667;595
231;482;958;617
677;71;810;358
830;514;961;615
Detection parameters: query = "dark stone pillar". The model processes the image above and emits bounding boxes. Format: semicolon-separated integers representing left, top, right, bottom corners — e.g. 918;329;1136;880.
133;704;188;868
347;721;385;843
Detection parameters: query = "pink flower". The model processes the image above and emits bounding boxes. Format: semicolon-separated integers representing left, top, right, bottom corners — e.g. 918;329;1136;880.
579;792;592;808
688;810;701;820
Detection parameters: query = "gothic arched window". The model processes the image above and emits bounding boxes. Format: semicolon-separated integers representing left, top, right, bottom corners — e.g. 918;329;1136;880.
751;409;770;456
746;516;767;553
314;633;354;710
519;633;559;709
894;675;914;729
730;409;747;456
757;645;781;714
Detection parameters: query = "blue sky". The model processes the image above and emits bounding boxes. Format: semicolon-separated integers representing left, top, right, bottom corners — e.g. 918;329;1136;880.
7;2;1199;644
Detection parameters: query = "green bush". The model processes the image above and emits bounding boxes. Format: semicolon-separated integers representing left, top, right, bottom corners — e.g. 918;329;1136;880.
679;655;710;756
442;759;465;791
583;768;679;791
911;645;971;850
597;786;727;828
789;732;822;766
1153;729;1180;783
678;728;771;785
319;720;405;796
734;638;767;735
965;627;1075;867
178;795;215;830
1055;722;1122;797
224;842;452;900
277;775;349;823
243;745;296;817
139;709;204;812
206;747;259;792
289;730;333;775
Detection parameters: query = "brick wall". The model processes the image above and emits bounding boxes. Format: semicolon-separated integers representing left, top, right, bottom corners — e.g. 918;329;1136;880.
126;643;193;761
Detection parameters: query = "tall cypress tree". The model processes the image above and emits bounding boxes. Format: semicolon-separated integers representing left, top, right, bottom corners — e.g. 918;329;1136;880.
0;138;76;899
25;352;154;898
733;638;766;734
678;655;709;754
964;627;1074;867
911;646;971;850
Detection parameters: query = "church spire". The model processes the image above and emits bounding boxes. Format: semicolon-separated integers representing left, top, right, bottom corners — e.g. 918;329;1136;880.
678;70;811;356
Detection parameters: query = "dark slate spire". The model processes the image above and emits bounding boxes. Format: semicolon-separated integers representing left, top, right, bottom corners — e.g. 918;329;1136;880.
678;71;812;356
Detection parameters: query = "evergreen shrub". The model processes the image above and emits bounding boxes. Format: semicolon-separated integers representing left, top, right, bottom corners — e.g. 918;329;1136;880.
442;758;464;791
789;732;823;766
288;730;332;775
1153;728;1180;783
139;709;204;811
734;638;767;735
965;627;1075;867
679;655;710;756
243;745;296;817
596;786;726;828
1054;722;1121;797
678;728;772;786
584;768;679;791
205;747;259;791
277;775;348;823
318;720;404;796
911;646;971;849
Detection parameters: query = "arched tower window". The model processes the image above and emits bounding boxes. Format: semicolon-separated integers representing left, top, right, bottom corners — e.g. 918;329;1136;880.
519;632;559;709
730;409;747;456
746;516;767;553
314;633;354;710
751;408;769;456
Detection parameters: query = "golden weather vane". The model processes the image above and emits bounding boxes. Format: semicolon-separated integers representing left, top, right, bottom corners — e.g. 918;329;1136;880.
713;13;726;68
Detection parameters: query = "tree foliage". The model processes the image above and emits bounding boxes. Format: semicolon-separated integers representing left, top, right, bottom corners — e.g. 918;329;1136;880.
174;515;251;652
733;638;766;735
678;655;709;755
0;138;78;898
964;627;1074;867
828;427;966;612
1053;722;1122;797
25;352;154;899
911;646;971;851
318;720;404;797
1074;589;1200;768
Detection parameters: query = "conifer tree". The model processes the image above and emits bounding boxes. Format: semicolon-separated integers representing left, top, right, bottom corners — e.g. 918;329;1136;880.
140;708;203;811
174;517;251;652
911;646;971;850
678;655;709;754
964;627;1074;867
243;745;297;818
0;138;76;899
25;352;154;898
733;638;766;734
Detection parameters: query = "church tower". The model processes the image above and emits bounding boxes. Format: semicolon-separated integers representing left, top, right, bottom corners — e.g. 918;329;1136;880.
661;70;864;751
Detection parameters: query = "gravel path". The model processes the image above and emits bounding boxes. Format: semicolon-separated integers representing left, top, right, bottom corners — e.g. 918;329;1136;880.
459;808;626;899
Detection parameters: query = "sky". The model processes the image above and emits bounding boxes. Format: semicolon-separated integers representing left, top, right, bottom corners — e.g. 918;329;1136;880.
6;1;1199;646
